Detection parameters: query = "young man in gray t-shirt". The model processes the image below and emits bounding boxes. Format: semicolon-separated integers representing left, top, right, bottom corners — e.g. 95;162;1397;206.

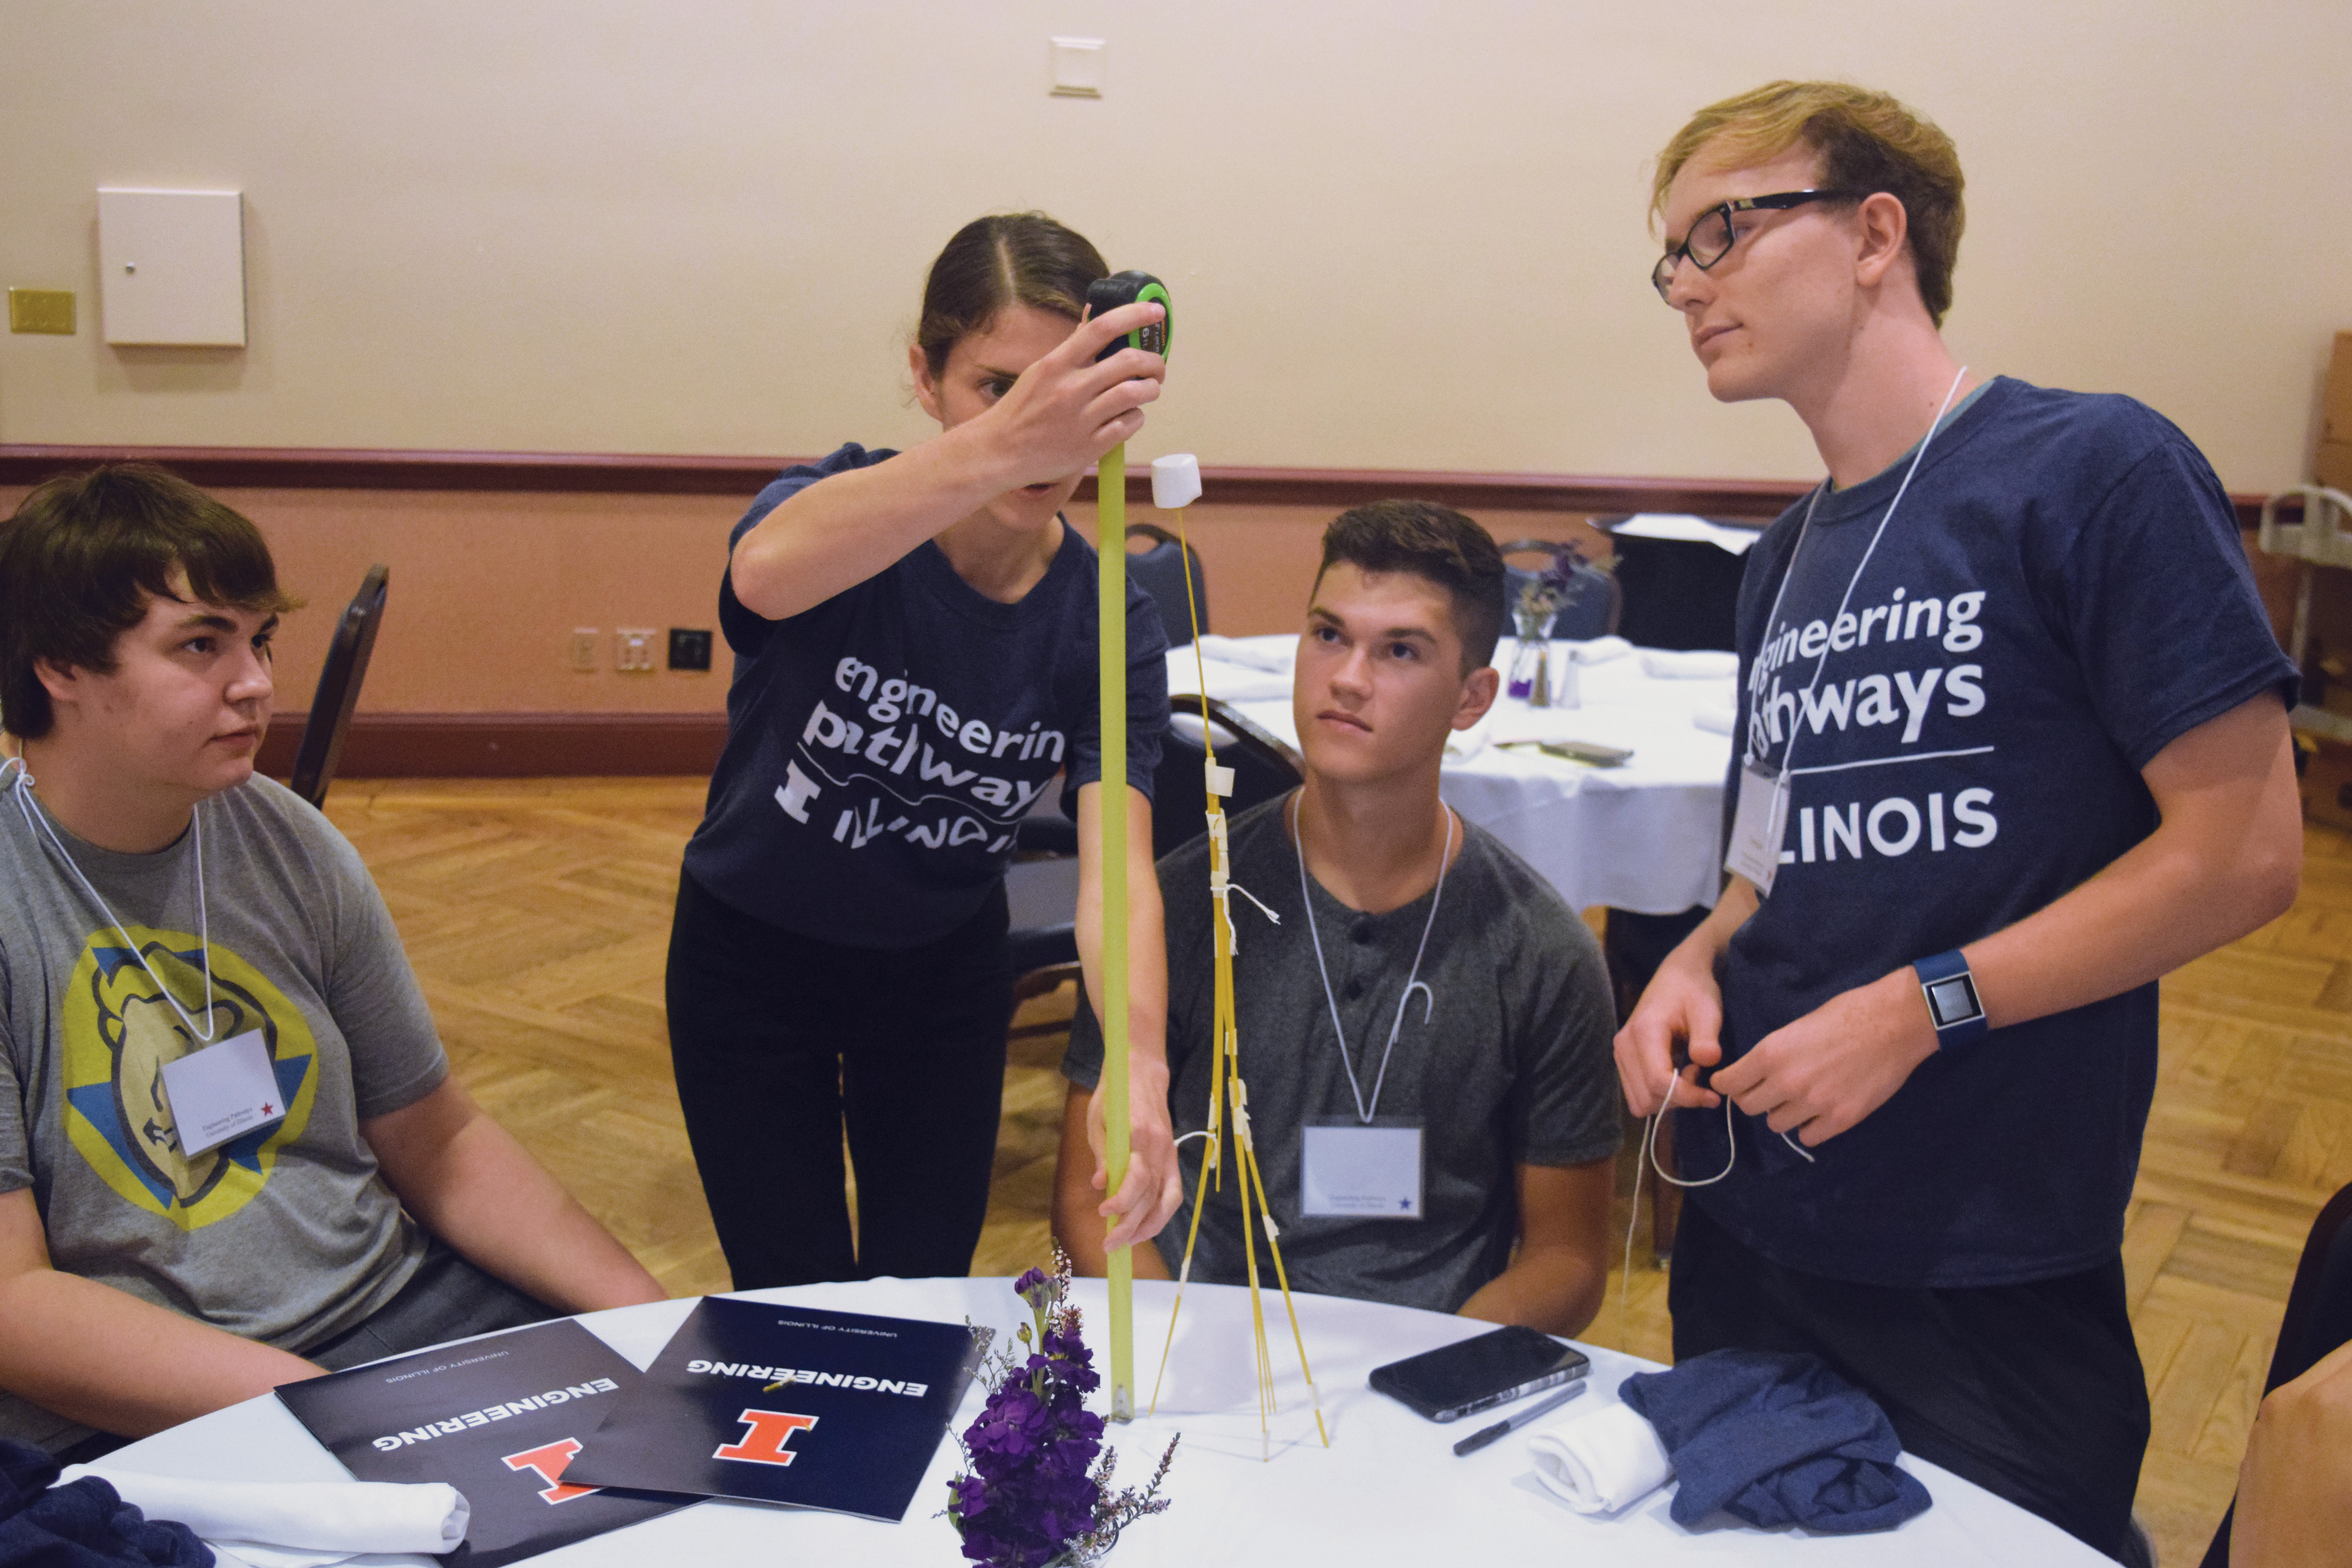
1057;500;1619;1333
0;465;665;1457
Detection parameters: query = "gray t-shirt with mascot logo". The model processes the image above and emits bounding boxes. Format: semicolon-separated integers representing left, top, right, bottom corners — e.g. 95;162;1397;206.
0;771;445;1451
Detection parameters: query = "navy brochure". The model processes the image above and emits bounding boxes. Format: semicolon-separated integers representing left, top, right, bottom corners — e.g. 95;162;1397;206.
274;1318;695;1567
565;1298;987;1521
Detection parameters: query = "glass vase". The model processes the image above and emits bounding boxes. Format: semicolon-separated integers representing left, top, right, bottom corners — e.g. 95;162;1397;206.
1507;608;1553;699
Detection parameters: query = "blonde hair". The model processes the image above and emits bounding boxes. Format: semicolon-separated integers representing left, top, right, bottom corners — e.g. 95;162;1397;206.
1652;81;1965;326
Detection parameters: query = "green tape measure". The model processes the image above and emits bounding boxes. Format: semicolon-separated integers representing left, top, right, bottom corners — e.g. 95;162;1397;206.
1087;270;1171;362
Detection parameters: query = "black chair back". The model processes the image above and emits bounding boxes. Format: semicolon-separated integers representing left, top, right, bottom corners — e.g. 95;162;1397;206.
1151;694;1303;862
2200;1178;2352;1567
289;564;389;808
1597;515;1757;652
1499;539;1620;642
1125;523;1209;649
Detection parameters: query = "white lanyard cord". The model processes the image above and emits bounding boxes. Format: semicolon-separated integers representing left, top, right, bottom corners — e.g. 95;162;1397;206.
1293;790;1452;1125
1745;365;1971;773
1;757;220;1044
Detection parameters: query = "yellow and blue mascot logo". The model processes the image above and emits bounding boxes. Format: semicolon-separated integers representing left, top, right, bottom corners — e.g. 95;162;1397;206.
60;925;316;1229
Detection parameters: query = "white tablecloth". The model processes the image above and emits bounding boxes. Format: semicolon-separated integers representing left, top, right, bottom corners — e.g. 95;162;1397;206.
104;1277;2107;1566
1170;634;1732;915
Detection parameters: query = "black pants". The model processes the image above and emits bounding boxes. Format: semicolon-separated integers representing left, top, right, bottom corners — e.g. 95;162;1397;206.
665;871;1014;1290
1670;1199;2152;1566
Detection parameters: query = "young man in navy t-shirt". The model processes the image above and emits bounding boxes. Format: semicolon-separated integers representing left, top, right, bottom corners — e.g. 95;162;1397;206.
1616;82;2299;1563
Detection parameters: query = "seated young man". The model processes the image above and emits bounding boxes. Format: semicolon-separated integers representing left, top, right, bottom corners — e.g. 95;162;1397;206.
1054;499;1619;1335
0;465;667;1460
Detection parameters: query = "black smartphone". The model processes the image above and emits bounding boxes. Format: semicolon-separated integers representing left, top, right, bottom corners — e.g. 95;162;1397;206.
1368;1326;1590;1423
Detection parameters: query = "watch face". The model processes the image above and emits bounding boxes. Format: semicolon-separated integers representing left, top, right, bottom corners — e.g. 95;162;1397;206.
1926;975;1982;1028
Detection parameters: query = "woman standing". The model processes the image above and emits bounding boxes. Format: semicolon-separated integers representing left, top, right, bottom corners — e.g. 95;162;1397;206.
668;213;1180;1288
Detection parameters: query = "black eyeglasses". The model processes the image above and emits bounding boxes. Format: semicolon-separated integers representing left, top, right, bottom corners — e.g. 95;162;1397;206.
1651;190;1853;301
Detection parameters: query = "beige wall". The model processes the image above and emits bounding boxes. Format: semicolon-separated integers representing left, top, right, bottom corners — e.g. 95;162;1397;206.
4;2;2348;494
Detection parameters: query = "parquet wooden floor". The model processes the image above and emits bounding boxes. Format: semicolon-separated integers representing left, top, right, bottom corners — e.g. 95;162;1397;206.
322;777;2352;1567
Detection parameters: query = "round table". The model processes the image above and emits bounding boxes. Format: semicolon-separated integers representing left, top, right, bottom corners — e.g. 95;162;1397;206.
1172;635;1735;916
106;1276;2110;1566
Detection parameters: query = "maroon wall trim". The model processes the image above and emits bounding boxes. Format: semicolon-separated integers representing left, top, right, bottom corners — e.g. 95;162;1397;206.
258;711;727;780
2;441;2296;528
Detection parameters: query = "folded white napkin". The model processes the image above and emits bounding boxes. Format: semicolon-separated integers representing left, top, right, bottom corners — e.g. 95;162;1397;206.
1691;703;1737;736
1526;1400;1675;1515
1639;649;1740;680
60;1465;470;1555
1559;635;1635;665
1194;634;1294;673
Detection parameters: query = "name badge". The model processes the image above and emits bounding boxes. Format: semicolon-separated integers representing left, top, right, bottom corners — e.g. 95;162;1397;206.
1301;1123;1423;1219
1724;759;1792;896
159;1030;287;1156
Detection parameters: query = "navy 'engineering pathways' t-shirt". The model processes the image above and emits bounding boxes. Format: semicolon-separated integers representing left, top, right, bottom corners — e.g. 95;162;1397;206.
1681;377;2296;1289
682;444;1168;949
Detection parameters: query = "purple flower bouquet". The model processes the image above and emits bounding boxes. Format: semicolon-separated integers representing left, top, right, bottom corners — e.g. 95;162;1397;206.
945;1251;1177;1568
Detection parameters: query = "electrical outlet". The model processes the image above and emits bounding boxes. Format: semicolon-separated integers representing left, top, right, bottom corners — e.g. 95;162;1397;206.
568;628;599;672
668;628;713;671
615;627;657;672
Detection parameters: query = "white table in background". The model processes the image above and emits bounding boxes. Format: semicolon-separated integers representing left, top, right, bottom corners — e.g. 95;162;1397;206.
1170;634;1734;915
106;1276;2107;1567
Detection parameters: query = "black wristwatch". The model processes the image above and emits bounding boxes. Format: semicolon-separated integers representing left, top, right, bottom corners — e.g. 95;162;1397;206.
1913;949;1988;1049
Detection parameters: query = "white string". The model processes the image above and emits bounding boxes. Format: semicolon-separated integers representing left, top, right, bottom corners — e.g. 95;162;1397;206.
1629;372;1974;1303
1225;880;1281;927
1293;790;1453;1126
1621;1092;1742;1308
3;757;220;1044
1743;364;1972;779
1616;1046;1830;1306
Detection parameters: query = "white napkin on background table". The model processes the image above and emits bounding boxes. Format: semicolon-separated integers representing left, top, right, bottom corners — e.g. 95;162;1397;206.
60;1465;470;1557
1194;634;1293;673
1526;1400;1674;1515
1639;649;1740;680
1444;710;1493;761
1558;635;1635;664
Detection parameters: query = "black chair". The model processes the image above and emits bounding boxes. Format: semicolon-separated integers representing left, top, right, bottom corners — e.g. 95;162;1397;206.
1499;538;1620;642
1004;695;1302;1003
1125;523;1209;650
1596;514;1759;653
289;564;389;808
1151;693;1303;862
2200;1178;2352;1567
1005;856;1085;1005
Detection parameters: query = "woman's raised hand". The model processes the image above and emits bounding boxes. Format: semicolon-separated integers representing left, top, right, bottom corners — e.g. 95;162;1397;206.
979;301;1168;486
731;298;1169;622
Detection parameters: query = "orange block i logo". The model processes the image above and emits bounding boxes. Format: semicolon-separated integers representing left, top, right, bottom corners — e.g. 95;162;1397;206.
502;1438;602;1504
713;1408;818;1466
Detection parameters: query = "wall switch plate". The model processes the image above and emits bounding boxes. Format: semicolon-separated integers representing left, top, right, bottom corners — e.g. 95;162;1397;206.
8;289;75;334
615;627;657;672
668;628;713;671
97;188;247;347
568;628;599;672
1050;36;1105;96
